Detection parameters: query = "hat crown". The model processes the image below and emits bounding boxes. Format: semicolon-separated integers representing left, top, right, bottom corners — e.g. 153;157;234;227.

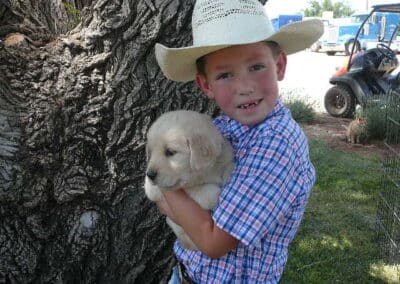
192;0;274;46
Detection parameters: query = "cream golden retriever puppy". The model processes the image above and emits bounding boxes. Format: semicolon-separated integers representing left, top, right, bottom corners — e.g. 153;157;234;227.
144;110;234;250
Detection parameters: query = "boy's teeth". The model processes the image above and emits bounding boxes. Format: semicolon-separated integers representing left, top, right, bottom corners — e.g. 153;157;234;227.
239;101;259;109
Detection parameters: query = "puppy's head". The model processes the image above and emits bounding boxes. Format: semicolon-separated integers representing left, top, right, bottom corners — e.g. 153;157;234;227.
145;111;222;190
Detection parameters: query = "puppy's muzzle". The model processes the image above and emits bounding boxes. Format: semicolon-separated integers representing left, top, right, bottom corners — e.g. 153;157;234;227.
146;169;158;181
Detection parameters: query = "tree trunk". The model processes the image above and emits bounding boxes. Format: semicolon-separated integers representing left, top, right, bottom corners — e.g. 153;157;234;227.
0;0;265;283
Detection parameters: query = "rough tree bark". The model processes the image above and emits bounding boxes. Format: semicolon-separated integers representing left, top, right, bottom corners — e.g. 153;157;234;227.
0;0;266;283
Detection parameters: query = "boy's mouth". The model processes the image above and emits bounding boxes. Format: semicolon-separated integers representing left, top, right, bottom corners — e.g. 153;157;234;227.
238;99;262;109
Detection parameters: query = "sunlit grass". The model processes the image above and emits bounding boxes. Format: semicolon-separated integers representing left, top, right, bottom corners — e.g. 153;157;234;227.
280;139;400;283
370;262;400;283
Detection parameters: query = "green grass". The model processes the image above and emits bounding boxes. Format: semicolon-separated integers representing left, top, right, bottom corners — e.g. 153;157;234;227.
280;139;400;283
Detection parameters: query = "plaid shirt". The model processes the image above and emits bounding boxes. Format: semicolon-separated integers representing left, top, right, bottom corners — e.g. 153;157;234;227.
174;100;316;283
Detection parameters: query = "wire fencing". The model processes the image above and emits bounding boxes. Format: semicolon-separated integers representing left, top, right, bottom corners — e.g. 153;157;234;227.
376;89;400;264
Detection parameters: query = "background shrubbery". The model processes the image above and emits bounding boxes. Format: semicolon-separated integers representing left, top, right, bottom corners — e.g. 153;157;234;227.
284;99;316;124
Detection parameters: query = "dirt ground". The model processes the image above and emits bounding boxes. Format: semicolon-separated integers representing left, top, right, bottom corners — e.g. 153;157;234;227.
301;113;387;158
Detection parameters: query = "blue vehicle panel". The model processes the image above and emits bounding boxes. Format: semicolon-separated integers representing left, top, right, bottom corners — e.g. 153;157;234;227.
271;14;303;31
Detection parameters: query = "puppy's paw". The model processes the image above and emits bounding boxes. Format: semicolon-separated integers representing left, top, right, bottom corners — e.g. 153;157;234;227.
144;177;162;201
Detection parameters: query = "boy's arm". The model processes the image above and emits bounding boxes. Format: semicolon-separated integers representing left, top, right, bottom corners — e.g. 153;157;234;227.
157;189;239;259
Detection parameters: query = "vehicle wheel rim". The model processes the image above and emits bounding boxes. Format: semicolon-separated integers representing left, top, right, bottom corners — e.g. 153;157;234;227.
332;95;346;109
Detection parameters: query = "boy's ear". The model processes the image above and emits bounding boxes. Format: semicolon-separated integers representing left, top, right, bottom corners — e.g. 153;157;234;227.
276;51;287;81
195;74;214;99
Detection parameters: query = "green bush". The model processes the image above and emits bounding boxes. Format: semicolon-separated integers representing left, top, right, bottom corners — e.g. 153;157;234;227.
363;103;387;141
285;99;316;123
361;91;400;142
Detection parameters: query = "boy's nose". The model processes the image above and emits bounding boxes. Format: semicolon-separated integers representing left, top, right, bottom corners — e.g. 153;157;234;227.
237;78;254;96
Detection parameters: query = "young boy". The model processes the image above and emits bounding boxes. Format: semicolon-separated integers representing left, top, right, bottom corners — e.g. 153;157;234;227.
154;0;323;283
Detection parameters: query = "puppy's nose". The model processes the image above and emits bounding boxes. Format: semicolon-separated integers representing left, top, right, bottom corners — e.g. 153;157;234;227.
146;169;158;181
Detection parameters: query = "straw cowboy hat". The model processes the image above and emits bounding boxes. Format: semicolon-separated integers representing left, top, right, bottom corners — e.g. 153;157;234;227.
155;0;324;82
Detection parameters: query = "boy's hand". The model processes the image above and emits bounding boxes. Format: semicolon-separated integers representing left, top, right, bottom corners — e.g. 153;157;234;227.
161;189;239;258
155;195;178;223
155;196;170;215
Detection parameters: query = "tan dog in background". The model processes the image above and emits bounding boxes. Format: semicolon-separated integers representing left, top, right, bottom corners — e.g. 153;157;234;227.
345;117;367;144
144;110;234;250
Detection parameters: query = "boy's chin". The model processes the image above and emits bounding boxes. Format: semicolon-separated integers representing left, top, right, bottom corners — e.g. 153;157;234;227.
233;107;274;126
234;113;269;126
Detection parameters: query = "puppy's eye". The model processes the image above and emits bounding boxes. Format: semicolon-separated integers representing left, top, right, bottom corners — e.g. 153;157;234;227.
165;148;176;157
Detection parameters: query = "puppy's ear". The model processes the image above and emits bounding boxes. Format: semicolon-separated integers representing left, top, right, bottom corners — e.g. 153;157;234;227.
188;133;221;170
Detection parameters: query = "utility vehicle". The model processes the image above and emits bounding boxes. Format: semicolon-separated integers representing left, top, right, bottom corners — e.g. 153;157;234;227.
324;3;400;118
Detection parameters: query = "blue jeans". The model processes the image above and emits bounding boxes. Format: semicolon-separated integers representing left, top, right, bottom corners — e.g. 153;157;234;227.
168;265;181;284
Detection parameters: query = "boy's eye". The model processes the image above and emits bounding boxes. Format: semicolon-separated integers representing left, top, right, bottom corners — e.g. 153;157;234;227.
250;64;265;71
165;148;176;157
216;72;231;80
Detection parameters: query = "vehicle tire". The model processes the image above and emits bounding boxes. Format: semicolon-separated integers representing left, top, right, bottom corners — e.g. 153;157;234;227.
345;40;360;56
324;85;356;118
327;51;336;56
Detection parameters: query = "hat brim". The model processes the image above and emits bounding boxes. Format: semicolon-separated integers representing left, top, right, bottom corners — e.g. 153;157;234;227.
155;19;324;82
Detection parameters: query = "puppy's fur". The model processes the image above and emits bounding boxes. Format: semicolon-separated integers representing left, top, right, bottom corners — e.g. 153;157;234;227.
144;110;234;250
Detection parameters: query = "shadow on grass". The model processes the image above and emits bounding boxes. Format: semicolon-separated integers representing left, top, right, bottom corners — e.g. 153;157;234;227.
281;139;393;283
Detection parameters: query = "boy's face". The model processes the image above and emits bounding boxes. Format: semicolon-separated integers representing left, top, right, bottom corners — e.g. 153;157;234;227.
196;42;287;126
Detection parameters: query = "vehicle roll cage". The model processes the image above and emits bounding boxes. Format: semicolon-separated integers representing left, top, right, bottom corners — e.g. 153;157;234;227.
347;3;400;71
